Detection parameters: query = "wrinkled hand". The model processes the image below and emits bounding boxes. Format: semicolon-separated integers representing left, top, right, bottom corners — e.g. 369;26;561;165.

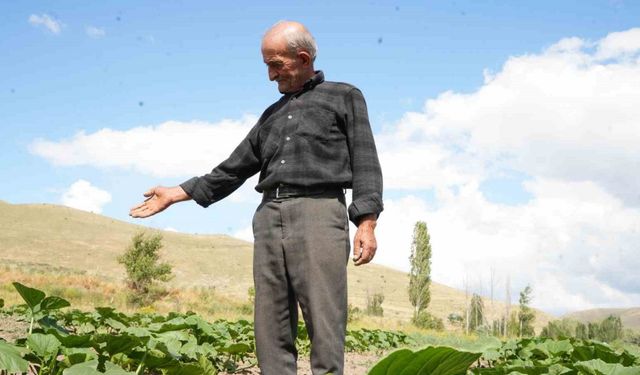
352;214;377;266
129;186;189;218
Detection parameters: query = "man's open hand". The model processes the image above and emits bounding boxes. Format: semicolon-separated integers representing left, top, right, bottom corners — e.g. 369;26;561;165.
352;214;377;266
129;186;190;218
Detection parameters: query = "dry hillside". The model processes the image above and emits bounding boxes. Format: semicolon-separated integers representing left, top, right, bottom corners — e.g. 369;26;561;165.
564;308;640;331
0;200;555;330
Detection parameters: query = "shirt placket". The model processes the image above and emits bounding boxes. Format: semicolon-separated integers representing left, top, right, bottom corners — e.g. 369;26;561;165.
278;96;299;171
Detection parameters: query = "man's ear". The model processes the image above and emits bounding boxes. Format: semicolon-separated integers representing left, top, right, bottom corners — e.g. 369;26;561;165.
298;51;312;67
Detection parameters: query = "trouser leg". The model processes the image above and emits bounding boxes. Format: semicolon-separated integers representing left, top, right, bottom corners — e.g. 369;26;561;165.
281;195;350;375
253;201;298;375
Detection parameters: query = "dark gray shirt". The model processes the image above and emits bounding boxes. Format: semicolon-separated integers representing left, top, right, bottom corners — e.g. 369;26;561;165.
180;71;383;224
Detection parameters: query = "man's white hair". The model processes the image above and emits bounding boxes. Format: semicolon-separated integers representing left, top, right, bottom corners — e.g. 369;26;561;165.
266;21;318;62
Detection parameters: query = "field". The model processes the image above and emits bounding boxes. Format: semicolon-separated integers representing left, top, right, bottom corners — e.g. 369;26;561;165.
3;200;640;373
0;200;555;332
2;283;640;374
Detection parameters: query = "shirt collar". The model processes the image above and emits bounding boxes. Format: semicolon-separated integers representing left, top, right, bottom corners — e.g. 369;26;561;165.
286;70;324;98
303;70;324;90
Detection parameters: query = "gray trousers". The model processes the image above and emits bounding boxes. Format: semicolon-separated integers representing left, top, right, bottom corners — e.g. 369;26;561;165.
252;191;350;375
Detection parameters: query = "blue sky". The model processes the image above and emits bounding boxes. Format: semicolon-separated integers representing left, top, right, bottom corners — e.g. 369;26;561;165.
2;1;640;314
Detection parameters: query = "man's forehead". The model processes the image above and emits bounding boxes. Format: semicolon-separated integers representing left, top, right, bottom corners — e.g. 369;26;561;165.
262;45;291;62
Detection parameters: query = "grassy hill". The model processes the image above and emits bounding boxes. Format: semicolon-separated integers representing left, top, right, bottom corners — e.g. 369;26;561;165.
0;200;554;330
564;308;640;331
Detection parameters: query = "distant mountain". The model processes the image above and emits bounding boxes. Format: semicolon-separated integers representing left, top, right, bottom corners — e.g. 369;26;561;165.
564;308;640;331
0;200;554;329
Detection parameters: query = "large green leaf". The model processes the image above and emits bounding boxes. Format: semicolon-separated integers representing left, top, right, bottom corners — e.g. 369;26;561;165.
368;346;480;375
367;348;413;375
165;363;209;375
63;360;134;375
219;343;252;355
533;339;573;358
575;359;640;375
96;334;143;356
27;333;62;359
572;342;635;366
547;363;575;375
197;355;218;375
12;282;46;309
428;348;482;375
0;341;29;373
399;347;453;375
54;332;93;348
40;296;71;311
61;347;98;366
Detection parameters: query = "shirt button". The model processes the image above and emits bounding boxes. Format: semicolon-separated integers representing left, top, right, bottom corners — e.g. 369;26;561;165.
286;136;291;141
287;115;293;119
280;160;286;164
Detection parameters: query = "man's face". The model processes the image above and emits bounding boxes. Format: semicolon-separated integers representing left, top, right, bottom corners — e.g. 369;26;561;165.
261;37;306;94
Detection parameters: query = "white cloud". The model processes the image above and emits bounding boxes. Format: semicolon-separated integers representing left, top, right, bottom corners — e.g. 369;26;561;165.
61;179;112;213
379;28;640;208
164;227;178;232
86;26;106;38
596;27;640;60
30;116;257;178
28;14;63;34
232;225;254;243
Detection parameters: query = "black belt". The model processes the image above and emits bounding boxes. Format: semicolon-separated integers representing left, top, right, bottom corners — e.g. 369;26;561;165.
262;185;344;200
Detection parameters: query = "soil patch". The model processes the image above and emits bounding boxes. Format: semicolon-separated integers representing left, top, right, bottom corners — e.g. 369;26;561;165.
0;314;29;343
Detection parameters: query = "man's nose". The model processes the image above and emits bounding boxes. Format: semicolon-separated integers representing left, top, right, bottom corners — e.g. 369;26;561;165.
268;67;278;81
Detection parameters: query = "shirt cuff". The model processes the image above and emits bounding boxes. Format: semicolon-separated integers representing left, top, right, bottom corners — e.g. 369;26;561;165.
348;194;383;225
179;177;211;208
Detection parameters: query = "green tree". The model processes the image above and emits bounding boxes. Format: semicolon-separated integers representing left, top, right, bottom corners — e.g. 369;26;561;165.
518;285;535;337
468;294;485;331
598;315;623;342
408;221;432;322
118;232;173;304
588;321;600;339
575;322;588;339
507;311;520;337
540;319;575;339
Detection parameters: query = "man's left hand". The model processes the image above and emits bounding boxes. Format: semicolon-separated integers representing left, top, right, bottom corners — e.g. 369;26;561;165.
353;214;377;266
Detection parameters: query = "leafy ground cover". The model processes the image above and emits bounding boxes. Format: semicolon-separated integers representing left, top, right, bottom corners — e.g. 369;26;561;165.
0;283;410;374
3;282;640;374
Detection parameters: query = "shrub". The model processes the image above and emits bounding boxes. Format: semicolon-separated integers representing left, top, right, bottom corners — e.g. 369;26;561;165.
413;311;444;330
365;292;384;317
347;303;362;323
118;232;173;306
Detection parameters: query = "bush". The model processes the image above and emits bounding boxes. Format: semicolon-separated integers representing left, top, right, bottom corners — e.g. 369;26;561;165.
448;313;464;326
347;304;362;323
365;292;384;317
412;311;444;330
118;232;173;306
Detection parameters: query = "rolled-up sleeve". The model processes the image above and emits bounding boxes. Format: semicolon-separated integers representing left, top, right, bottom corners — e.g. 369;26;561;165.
345;88;384;224
180;126;261;208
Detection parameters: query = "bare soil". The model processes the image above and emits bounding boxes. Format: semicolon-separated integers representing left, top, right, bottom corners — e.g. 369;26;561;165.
0;314;29;343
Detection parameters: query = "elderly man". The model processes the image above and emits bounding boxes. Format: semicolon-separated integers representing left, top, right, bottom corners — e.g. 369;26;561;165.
130;21;383;375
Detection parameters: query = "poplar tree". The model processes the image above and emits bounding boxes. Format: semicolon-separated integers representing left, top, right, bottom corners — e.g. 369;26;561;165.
408;221;432;320
469;294;485;331
518;285;535;337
